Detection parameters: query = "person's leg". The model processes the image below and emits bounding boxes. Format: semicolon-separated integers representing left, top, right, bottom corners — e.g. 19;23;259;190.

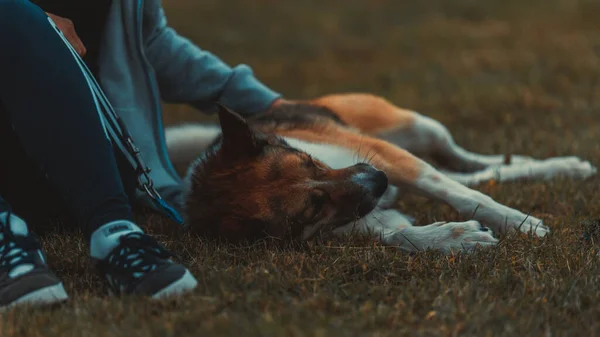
0;2;133;239
0;0;196;303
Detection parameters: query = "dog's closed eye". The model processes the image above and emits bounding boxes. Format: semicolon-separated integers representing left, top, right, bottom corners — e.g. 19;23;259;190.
303;156;327;176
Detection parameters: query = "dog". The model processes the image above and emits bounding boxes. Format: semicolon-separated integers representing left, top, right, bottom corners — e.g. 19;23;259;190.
165;94;597;253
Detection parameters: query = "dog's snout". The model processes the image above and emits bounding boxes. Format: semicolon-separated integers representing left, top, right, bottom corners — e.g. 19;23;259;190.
350;164;389;198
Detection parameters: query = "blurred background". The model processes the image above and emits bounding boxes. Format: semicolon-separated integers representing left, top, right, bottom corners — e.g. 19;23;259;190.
162;0;599;166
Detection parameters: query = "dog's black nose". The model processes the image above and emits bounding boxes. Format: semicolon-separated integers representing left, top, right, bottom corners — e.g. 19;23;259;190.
352;164;389;198
371;170;389;198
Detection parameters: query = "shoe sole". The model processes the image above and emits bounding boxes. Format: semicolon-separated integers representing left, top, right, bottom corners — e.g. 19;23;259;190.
151;270;198;299
1;283;69;310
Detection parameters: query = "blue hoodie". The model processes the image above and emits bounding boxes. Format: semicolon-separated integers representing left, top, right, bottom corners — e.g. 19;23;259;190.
97;0;281;216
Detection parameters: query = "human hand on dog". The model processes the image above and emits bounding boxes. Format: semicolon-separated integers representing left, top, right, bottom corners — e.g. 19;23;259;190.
46;12;87;57
268;98;294;110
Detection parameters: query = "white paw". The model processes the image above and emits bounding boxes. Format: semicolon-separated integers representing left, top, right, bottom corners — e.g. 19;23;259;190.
533;156;597;180
392;220;498;254
470;201;549;237
501;211;548;236
488;156;597;182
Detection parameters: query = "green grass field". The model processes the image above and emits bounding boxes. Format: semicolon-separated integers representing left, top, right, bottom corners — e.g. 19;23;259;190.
3;0;600;335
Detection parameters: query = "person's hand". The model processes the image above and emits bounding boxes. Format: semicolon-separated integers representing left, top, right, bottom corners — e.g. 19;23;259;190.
268;98;293;110
46;12;86;57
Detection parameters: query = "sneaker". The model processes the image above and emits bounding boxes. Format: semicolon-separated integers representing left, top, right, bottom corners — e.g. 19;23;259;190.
0;212;68;309
96;232;197;299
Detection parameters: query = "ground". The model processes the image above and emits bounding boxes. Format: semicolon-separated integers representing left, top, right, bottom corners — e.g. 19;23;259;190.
2;0;600;336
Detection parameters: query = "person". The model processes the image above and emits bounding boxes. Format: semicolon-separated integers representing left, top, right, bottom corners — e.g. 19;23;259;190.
0;0;286;308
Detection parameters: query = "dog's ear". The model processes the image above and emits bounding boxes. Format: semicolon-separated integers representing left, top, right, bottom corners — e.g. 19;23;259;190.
216;103;262;159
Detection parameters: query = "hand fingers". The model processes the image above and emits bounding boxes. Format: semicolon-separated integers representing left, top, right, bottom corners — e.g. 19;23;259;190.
65;32;86;56
48;14;86;57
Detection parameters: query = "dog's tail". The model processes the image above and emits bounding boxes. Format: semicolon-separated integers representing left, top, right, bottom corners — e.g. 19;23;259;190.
165;124;221;166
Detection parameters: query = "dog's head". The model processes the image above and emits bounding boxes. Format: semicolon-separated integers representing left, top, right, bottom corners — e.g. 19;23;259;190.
183;104;388;242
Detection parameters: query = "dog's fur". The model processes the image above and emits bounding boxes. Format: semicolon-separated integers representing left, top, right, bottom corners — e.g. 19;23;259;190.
165;93;597;253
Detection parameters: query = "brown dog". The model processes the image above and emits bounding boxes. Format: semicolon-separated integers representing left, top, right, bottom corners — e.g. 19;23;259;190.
166;94;596;253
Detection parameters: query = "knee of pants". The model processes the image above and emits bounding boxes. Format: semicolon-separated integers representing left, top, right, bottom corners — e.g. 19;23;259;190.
0;0;47;29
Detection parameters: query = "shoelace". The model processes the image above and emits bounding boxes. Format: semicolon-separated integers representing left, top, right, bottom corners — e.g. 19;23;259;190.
0;212;42;275
100;232;178;292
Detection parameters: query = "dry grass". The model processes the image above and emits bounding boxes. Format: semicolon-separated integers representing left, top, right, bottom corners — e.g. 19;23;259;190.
3;0;600;336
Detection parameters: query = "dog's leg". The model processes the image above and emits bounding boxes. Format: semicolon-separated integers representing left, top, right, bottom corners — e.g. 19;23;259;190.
310;94;533;171
439;157;597;186
378;113;536;171
380;113;597;183
333;209;498;254
310;94;596;179
369;141;552;236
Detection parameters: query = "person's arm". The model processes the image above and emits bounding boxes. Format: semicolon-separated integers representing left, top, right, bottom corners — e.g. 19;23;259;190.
142;3;282;115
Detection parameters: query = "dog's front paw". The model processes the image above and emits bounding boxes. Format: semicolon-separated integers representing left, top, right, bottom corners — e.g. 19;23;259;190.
545;157;598;179
506;212;549;236
392;220;498;254
470;201;550;237
535;156;597;180
488;156;597;183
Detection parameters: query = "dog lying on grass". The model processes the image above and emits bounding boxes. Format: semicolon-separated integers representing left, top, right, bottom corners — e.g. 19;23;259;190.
165;94;597;253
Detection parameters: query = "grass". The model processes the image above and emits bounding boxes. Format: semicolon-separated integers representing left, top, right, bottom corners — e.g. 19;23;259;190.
3;0;600;335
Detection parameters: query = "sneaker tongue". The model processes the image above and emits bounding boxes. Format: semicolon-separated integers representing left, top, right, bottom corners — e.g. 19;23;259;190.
0;212;29;236
90;221;143;259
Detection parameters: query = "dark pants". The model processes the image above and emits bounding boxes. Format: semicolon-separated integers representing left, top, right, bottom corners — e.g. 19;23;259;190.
0;0;136;240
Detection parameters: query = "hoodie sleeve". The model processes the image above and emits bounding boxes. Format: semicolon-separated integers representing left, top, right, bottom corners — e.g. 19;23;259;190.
142;3;281;115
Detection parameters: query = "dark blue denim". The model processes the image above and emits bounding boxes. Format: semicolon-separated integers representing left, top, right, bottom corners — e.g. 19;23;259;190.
0;0;135;239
